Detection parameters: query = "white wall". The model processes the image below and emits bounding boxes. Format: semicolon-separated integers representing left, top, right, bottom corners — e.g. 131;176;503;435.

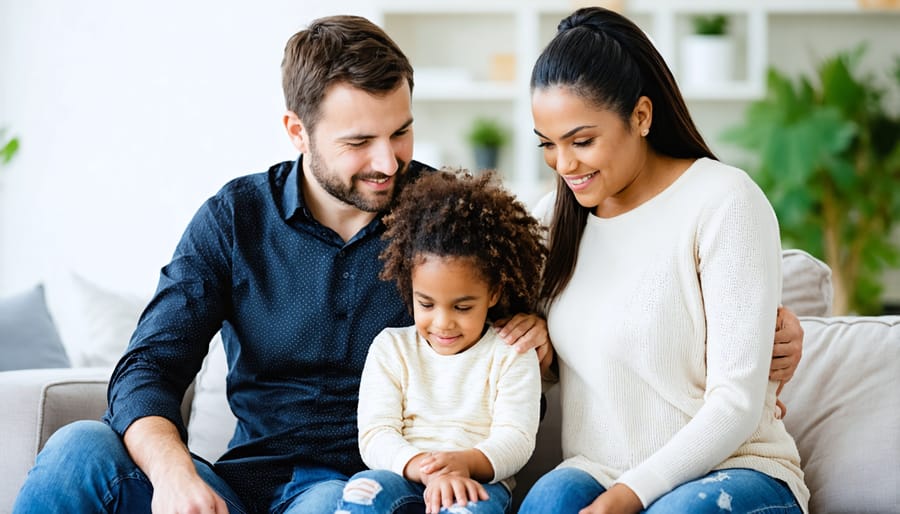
0;0;375;296
2;1;899;303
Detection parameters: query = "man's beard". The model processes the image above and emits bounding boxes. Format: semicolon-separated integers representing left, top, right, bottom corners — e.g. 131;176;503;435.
307;144;408;213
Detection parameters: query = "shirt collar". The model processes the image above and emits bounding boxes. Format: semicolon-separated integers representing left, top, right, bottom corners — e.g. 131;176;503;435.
281;155;310;222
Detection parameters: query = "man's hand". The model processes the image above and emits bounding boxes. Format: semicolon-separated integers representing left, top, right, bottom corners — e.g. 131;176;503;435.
494;313;555;379
151;468;229;514
771;306;804;418
423;474;488;514
578;483;642;514
124;416;229;514
771;306;803;383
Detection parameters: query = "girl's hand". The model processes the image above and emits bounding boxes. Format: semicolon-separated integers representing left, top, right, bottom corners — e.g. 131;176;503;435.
419;451;471;479
579;484;642;514
423;474;489;514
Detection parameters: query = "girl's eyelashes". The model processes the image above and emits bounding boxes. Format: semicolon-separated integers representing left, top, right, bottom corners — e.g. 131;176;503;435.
417;302;433;309
537;141;554;149
455;306;472;312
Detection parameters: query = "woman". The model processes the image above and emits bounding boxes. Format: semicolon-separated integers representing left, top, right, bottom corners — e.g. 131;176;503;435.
518;7;809;514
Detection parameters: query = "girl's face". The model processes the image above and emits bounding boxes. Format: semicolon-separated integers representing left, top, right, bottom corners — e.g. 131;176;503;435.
531;86;651;214
411;254;500;356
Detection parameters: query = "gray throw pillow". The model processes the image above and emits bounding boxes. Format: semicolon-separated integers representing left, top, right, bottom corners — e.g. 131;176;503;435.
0;284;71;371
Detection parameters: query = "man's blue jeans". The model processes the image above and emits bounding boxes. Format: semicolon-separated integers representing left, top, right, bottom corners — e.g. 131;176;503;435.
518;467;802;514
12;420;349;514
335;469;511;514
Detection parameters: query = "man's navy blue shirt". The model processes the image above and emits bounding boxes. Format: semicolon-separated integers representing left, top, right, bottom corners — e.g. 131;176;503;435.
104;156;426;506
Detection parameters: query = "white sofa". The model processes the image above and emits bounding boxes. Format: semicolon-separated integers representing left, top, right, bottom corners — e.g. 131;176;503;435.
1;250;898;513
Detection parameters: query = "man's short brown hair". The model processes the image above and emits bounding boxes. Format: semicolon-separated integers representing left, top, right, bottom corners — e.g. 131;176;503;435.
281;15;414;134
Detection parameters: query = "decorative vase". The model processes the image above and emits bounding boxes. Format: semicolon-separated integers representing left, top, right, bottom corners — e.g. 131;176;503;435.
680;34;734;87
473;146;499;172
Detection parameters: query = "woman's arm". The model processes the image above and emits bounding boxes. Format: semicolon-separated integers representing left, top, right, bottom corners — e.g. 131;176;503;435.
616;184;783;508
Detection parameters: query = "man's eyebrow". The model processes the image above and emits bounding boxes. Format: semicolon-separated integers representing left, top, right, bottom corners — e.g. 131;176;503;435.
340;118;414;141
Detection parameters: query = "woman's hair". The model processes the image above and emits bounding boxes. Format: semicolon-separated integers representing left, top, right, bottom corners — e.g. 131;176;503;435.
531;7;716;301
281;15;414;135
380;169;547;321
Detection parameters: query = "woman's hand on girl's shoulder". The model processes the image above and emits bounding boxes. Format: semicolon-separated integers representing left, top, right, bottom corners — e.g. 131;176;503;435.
494;313;555;379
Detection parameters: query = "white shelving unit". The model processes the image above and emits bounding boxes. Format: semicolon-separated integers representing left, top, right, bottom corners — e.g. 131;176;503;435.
373;0;896;205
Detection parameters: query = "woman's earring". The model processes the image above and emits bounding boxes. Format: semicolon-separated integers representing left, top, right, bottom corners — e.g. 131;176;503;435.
641;128;649;137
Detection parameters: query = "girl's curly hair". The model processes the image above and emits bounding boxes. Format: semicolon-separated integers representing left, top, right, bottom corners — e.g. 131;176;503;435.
380;169;547;320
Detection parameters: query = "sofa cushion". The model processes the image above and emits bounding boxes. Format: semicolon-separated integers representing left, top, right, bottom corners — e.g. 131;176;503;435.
187;334;235;462
781;249;833;317
781;316;900;513
0;285;70;371
44;273;147;368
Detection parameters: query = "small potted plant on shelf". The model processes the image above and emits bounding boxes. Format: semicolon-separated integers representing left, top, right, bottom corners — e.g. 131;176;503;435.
466;117;508;172
681;13;734;87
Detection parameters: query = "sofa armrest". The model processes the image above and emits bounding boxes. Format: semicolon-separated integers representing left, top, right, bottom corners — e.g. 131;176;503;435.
0;367;110;514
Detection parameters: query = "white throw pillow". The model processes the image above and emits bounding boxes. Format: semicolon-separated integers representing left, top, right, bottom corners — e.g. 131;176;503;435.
44;273;148;368
781;316;900;513
187;334;236;462
781;249;833;317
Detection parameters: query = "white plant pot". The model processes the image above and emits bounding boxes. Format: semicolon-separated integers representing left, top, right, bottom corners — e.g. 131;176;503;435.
680;34;734;87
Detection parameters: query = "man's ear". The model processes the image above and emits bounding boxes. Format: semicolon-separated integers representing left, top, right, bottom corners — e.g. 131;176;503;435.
283;111;310;154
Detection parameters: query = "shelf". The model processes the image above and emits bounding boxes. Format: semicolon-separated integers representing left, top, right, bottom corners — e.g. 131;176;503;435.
681;81;766;101
413;80;517;102
373;0;898;203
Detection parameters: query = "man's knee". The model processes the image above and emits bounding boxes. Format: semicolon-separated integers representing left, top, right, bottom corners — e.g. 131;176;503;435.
41;420;119;457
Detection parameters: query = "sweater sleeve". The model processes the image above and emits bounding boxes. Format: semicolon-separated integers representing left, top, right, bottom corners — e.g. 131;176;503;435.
357;332;424;476
616;181;783;506
475;348;542;482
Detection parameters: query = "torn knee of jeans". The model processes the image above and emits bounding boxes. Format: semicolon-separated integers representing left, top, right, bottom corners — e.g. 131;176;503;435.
443;503;474;514
342;478;383;505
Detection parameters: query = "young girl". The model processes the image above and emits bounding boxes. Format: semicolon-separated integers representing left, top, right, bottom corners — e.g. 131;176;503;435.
335;170;547;514
520;7;809;514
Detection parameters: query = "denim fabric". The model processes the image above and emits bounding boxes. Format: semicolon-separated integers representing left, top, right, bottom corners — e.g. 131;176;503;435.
12;420;247;514
335;469;510;514
518;467;802;514
100;156;429;504
269;464;349;514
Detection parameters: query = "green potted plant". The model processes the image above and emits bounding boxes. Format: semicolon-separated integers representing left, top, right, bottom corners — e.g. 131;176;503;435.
0;128;19;166
681;14;733;87
723;45;900;314
466;117;508;172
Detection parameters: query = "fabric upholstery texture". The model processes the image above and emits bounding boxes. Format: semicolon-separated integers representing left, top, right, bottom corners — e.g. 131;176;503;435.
780;316;900;513
781;249;833;317
44;273;147;368
0;285;70;371
186;333;234;462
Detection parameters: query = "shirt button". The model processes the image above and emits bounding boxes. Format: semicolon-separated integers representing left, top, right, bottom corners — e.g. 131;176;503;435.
336;312;348;320
342;272;350;279
338;251;346;258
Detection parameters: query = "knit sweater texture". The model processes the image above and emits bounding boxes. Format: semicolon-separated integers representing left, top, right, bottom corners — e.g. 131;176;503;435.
537;158;809;511
357;325;541;490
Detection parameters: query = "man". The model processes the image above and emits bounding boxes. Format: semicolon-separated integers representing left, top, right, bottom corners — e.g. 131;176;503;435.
13;14;802;514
